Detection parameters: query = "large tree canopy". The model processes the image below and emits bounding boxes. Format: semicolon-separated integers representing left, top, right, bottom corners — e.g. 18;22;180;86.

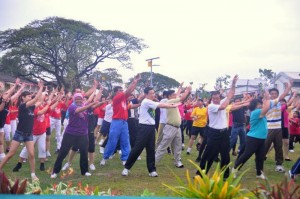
127;72;180;93
0;17;147;89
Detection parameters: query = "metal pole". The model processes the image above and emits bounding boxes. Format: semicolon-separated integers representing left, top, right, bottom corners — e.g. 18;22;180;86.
150;65;153;87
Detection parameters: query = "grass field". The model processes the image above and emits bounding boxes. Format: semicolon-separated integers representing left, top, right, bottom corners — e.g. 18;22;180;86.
1;132;299;197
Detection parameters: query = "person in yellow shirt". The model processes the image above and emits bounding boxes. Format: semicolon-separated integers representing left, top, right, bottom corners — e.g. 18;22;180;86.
186;99;207;155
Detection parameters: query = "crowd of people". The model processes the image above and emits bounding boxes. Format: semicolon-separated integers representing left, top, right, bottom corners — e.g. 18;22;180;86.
0;74;300;181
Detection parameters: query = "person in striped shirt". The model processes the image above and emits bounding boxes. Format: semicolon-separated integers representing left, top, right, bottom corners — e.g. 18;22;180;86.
264;80;293;173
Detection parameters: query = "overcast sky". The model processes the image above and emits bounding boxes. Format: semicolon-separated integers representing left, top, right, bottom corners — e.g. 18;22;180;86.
1;0;299;90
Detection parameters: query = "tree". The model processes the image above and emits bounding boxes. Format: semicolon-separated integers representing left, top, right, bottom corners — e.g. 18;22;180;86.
93;68;123;92
127;72;180;93
0;17;147;90
214;74;231;90
259;68;276;86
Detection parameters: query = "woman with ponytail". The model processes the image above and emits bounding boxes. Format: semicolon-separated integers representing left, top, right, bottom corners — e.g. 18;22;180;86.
0;80;44;181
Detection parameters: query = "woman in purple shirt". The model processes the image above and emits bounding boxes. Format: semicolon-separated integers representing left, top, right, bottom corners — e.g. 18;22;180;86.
51;93;97;178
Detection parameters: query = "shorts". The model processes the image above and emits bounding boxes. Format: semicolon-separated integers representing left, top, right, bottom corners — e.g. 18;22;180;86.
100;120;111;136
191;126;206;137
13;130;33;143
88;132;95;153
282;127;289;139
97;118;104;126
46;127;51;136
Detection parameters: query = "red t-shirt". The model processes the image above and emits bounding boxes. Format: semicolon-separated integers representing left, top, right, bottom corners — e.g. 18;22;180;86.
98;103;107;118
184;104;193;121
50;103;62;119
33;105;49;135
5;112;10;124
112;92;129;120
289;118;300;135
9;105;18;120
60;101;68;112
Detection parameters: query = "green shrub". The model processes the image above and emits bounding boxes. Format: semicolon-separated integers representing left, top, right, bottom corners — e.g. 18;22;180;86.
163;160;255;199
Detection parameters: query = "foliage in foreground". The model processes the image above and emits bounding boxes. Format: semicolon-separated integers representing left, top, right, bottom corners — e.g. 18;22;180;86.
163;160;255;199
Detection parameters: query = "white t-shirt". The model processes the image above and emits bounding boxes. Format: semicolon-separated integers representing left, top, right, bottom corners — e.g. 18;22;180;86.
104;104;113;123
208;98;227;129
139;98;159;125
159;98;168;124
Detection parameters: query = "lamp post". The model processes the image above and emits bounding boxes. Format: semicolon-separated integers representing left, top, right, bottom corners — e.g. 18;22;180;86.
146;57;160;87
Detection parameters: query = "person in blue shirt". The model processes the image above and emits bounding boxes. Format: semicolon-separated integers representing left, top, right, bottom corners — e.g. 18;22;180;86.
232;90;270;180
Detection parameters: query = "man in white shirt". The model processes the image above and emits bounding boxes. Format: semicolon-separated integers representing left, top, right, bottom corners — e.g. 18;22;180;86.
197;75;238;179
121;87;179;177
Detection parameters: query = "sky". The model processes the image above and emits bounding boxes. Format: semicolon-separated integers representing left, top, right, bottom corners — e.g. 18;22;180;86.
0;0;300;90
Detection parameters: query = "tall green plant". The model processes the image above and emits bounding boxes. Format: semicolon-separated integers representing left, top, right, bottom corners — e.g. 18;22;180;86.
163;160;255;199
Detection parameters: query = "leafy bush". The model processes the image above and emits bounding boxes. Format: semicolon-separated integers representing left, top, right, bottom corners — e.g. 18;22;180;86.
44;181;112;196
163;160;255;199
0;171;27;194
254;175;300;199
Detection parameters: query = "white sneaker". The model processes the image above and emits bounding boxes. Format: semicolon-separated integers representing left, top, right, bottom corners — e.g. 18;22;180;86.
99;147;105;154
137;156;142;160
289;150;295;153
118;150;122;155
85;172;92;177
275;165;285;173
175;161;184;168
256;172;266;180
109;154;115;159
99;139;104;146
122;161;126;166
31;173;39;181
62;162;71;171
46;151;51;157
231;167;238;178
149;171;158;177
89;164;96;171
122;168;129;176
50;173;57;179
100;159;106;166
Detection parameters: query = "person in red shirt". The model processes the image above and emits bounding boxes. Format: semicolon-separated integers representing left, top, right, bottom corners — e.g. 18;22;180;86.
100;74;140;166
94;97;107;146
289;111;300;152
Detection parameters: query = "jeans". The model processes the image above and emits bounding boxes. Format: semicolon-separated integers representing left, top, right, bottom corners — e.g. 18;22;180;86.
230;123;246;151
103;119;130;161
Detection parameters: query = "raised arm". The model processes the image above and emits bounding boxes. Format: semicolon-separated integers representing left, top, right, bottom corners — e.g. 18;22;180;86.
10;83;26;102
26;80;44;107
260;90;271;118
2;78;19;101
287;91;297;107
75;102;97;114
176;82;184;97
84;79;98;97
125;74;141;96
219;75;238;110
179;85;192;102
278;80;293;101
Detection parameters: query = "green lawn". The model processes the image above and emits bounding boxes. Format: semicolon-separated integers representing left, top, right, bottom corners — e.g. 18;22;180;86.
1;132;299;196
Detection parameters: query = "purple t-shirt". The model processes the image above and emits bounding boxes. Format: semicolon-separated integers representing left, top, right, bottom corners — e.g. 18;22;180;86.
65;104;88;136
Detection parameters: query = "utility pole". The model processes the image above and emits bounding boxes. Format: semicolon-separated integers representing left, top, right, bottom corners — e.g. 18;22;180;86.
146;57;160;87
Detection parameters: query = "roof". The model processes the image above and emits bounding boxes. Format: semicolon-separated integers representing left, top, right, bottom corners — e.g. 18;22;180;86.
0;72;35;84
235;78;266;86
272;72;300;83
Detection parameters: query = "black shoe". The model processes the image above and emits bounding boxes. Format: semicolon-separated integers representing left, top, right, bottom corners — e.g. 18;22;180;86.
214;157;220;162
5;148;10;153
196;143;201;151
55;149;60;154
195;157;201;162
285;158;292;161
187;151;190;155
167;148;171;154
40;163;45;171
13;162;22;172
